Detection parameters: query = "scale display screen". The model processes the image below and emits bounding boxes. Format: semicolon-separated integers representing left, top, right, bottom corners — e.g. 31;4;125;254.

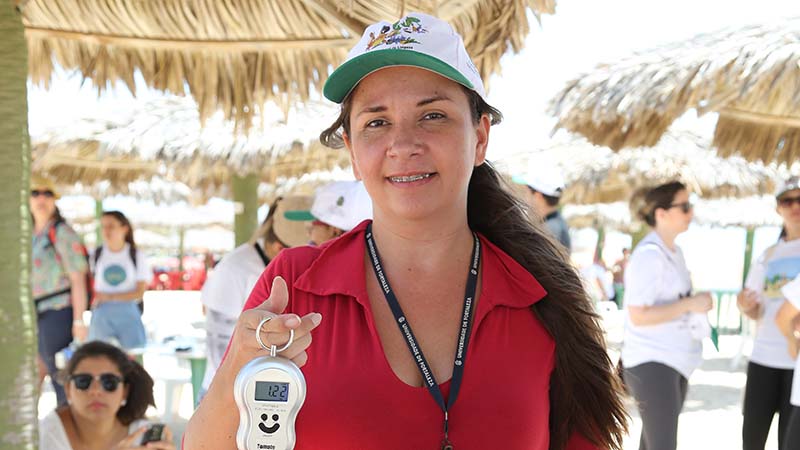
254;381;289;402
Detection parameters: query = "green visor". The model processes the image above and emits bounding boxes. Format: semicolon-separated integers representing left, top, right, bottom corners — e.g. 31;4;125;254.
323;49;475;103
284;210;316;221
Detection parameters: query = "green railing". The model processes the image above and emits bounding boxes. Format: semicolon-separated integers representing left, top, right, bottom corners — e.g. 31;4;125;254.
710;290;741;335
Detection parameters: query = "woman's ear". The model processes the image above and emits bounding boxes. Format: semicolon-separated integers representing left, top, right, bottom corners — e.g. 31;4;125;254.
344;131;362;180
473;114;490;167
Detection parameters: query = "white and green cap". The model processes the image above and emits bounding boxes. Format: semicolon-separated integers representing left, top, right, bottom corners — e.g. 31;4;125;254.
323;12;486;104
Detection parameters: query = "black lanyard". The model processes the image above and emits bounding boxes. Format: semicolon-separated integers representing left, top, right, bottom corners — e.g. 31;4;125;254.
365;223;480;449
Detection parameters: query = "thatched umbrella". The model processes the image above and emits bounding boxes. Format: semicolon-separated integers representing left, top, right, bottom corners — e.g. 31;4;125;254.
548;18;800;166
21;0;555;131
562;196;783;231
497;130;781;205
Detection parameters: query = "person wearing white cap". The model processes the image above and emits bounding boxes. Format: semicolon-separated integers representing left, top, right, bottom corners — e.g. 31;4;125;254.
513;167;571;252
198;196;311;395
187;12;624;450
738;175;800;450
283;180;373;246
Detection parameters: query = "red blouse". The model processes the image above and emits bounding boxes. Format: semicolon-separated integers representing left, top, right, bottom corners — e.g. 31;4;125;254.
240;221;598;450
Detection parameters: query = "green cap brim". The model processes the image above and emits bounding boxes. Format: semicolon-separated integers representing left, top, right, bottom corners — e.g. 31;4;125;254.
284;210;315;221
323;49;475;103
511;175;528;186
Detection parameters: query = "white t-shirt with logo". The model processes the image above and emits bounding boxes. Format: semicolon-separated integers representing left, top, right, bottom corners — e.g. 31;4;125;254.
745;239;800;370
781;275;800;406
622;232;704;379
200;243;270;390
91;244;151;295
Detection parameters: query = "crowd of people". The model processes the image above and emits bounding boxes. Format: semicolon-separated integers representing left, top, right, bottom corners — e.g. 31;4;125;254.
29;11;800;450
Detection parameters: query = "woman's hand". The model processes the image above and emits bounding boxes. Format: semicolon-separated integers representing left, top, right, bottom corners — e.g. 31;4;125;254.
111;425;176;449
220;276;322;378
736;288;760;318
685;292;713;314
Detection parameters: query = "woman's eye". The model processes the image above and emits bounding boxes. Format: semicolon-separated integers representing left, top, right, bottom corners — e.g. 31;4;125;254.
422;112;445;120
366;119;387;128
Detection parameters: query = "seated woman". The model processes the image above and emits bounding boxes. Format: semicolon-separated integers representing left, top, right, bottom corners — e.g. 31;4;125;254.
39;341;176;450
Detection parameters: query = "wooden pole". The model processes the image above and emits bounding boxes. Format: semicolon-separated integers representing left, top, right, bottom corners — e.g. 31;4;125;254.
232;173;259;247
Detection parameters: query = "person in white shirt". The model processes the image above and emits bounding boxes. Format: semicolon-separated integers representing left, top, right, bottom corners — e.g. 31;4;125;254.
777;274;800;449
739;176;800;450
200;196;312;393
622;181;713;450
39;340;175;450
88;211;151;350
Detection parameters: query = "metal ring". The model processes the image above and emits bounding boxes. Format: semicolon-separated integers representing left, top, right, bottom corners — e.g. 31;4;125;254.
255;316;295;354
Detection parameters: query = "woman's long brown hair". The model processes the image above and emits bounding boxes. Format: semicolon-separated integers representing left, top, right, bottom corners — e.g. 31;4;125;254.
321;86;628;450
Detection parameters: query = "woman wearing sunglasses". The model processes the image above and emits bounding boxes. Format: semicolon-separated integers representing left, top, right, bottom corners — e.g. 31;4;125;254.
738;176;800;450
30;175;90;407
39;340;176;450
622;181;713;450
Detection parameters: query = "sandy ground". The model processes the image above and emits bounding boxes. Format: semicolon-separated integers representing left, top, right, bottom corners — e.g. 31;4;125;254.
37;303;780;449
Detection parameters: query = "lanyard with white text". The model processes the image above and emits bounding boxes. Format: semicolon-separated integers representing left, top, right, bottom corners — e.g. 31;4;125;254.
365;223;480;450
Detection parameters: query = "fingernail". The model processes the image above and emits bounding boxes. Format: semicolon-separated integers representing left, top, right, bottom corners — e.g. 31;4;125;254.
311;313;322;326
285;316;301;327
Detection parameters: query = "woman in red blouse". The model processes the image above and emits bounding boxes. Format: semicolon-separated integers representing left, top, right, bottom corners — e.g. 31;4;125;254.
186;12;626;450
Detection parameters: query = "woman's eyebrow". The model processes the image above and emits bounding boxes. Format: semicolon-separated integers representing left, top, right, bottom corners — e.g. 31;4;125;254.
417;95;451;107
355;94;452;118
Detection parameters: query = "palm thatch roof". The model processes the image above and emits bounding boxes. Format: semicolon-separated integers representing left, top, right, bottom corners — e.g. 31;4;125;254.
563;196;783;230
33;95;352;194
496;130;781;204
548;18;800;165
21;0;555;131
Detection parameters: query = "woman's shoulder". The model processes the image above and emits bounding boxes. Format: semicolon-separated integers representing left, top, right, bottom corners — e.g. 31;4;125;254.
39;409;72;450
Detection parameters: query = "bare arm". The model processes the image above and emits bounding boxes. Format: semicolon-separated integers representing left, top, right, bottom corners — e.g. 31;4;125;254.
184;278;322;449
95;281;148;303
775;301;800;359
736;289;762;320
628;293;712;326
68;271;88;341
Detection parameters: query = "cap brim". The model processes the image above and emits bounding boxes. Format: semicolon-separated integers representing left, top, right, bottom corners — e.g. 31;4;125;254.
323;49;475;103
284;210;315;221
511;175;529;186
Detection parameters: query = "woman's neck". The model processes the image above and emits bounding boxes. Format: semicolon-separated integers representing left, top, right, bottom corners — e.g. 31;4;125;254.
784;223;800;242
33;215;52;234
369;214;474;273
68;408;123;447
106;241;126;252
654;227;679;251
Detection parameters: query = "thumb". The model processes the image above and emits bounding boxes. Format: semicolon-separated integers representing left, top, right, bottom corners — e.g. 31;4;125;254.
256;276;289;314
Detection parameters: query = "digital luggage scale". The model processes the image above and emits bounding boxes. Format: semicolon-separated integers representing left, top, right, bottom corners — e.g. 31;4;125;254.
234;318;306;450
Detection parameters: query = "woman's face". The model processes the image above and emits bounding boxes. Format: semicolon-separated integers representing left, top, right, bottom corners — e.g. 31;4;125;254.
65;356;128;421
307;221;341;246
100;216;128;247
777;189;800;227
655;189;693;234
29;188;56;221
343;67;490;223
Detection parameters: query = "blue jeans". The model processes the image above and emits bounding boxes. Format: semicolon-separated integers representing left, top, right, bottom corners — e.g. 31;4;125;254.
38;306;74;406
88;302;147;349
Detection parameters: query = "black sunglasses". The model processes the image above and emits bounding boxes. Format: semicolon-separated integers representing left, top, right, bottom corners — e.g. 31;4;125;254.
70;373;124;392
666;201;693;214
778;196;800;208
30;189;55;198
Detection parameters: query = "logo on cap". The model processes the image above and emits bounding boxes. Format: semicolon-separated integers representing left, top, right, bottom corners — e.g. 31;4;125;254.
366;16;428;51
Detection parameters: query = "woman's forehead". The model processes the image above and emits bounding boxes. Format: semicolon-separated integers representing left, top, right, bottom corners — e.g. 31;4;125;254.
352;66;467;101
73;356;120;374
